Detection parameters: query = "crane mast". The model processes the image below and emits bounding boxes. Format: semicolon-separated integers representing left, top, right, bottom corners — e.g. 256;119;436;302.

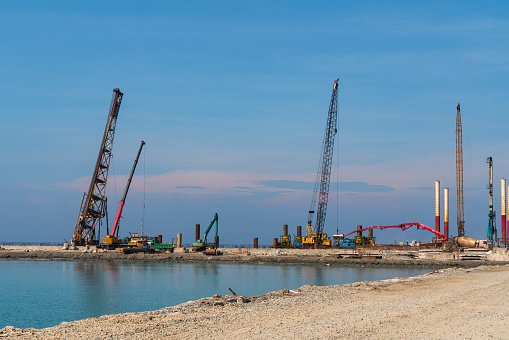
308;79;339;246
72;88;123;245
110;140;145;238
456;103;465;237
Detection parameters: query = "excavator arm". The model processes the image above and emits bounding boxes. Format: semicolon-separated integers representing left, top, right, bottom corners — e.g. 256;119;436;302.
202;213;218;245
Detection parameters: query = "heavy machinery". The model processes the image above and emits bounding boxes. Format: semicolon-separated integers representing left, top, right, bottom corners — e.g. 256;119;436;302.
487;157;497;246
72;89;123;246
306;78;339;248
302;224;331;247
102;140;145;248
340;223;447;243
456;103;465;237
193;213;219;251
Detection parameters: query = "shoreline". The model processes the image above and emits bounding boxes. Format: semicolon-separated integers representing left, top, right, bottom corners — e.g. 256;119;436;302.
1;249;508;268
2;264;508;339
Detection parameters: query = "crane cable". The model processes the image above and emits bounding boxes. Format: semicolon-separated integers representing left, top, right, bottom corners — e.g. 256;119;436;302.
336;131;339;234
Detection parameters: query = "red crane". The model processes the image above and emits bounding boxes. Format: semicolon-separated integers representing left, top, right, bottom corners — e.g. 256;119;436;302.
102;140;145;246
72;89;123;245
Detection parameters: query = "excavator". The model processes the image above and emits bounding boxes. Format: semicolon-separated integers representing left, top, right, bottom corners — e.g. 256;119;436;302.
193;213;219;252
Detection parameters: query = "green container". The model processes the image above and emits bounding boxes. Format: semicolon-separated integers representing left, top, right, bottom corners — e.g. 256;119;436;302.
155;243;174;249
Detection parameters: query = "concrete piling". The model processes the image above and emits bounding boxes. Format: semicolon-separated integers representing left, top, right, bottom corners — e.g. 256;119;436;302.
177;233;182;247
195;224;200;242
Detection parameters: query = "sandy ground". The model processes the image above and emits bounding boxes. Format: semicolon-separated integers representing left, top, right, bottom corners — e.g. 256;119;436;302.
2;264;508;339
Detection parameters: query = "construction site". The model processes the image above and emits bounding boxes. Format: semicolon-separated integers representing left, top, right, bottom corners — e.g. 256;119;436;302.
27;79;506;263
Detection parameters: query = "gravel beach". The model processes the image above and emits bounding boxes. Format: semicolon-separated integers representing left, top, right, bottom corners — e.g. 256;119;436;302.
2;262;508;339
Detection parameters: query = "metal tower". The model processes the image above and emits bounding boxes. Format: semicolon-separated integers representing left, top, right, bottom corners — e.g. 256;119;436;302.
72;88;123;245
487;157;496;244
308;78;339;246
456;103;465;237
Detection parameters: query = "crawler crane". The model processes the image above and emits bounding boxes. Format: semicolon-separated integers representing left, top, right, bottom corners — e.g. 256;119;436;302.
305;79;339;248
71;89;123;246
102;140;145;248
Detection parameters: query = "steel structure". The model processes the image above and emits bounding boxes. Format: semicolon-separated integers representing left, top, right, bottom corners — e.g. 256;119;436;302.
456;104;465;237
72;88;123;245
487;157;496;243
341;223;447;242
501;179;507;244
307;78;339;245
110;140;145;238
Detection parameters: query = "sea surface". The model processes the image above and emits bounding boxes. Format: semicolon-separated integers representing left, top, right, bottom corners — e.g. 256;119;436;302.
1;260;430;329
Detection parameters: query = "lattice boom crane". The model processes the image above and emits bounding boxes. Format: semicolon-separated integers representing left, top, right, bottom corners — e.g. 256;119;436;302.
72;88;123;245
307;78;339;246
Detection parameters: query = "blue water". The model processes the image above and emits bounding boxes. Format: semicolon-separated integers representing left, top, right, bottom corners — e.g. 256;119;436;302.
0;260;430;329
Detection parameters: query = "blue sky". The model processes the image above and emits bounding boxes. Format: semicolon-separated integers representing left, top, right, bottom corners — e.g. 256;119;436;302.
1;1;509;244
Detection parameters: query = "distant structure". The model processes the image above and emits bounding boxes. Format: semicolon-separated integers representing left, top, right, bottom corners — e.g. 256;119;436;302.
456;104;465;237
487;157;496;245
502;179;507;245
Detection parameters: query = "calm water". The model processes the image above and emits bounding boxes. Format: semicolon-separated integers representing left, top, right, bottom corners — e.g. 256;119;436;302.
1;260;430;329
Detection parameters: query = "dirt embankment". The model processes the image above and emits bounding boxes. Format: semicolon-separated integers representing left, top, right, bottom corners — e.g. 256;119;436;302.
2;265;509;339
0;250;504;268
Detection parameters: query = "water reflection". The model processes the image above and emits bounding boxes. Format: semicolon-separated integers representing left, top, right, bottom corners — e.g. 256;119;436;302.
0;261;430;330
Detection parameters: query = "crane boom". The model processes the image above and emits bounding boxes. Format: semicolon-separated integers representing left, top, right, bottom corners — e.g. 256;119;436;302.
72;88;123;245
110;140;145;238
456;103;465;237
308;79;339;245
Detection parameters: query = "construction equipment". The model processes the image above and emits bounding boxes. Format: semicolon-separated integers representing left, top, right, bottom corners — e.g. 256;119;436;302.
302;224;331;247
341;223;447;242
306;78;339;248
279;235;292;248
72;89;123;246
102;140;145;248
456;103;465;237
193;213;219;251
487;157;497;245
454;236;479;248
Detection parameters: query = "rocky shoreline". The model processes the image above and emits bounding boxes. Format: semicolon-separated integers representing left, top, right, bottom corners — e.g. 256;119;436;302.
0;250;506;268
2;264;509;339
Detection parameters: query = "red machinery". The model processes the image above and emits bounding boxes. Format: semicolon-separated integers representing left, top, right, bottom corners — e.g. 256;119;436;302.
102;140;145;246
341;223;447;242
72;89;123;245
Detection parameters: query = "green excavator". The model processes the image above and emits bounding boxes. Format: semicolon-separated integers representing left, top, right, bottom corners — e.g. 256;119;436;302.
192;213;219;252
